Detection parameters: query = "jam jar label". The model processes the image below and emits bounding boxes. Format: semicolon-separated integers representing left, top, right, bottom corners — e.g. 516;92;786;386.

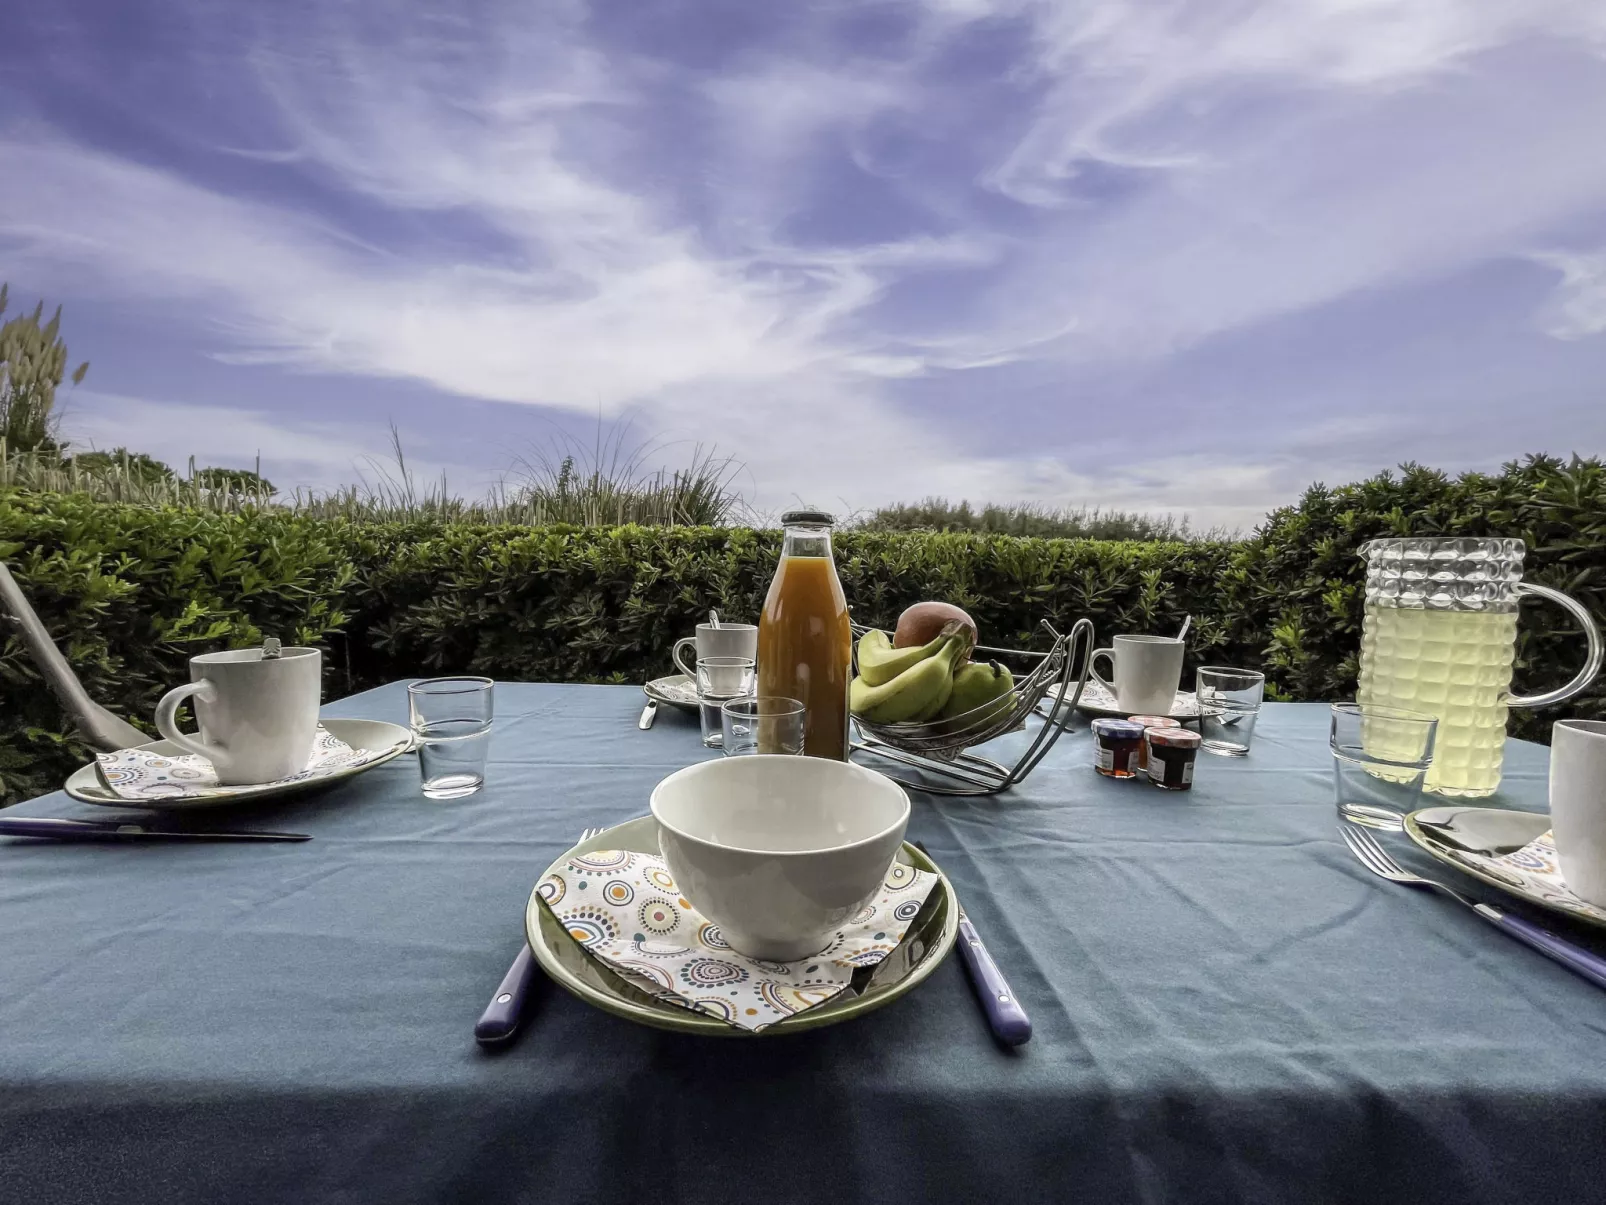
1096;746;1114;771
1148;753;1196;785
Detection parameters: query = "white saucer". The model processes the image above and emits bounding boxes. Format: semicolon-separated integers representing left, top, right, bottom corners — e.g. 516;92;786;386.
643;674;699;713
1047;680;1200;720
65;718;414;810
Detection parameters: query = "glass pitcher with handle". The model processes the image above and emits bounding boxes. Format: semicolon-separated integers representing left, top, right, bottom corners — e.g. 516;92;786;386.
1356;537;1602;797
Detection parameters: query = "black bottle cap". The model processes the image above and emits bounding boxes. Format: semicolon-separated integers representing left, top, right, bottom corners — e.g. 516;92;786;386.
780;509;835;527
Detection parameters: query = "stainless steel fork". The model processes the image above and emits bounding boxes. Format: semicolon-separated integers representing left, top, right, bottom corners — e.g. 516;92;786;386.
475;826;602;1045
1340;823;1606;991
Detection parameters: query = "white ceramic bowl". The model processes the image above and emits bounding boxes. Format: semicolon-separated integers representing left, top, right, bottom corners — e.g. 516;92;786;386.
650;756;911;962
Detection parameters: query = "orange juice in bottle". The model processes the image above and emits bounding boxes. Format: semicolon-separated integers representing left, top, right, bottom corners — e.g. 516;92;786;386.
758;510;852;760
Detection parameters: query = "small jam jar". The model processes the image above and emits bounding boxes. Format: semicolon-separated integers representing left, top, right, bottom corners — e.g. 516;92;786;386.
1145;727;1201;790
1127;715;1181;769
1092;719;1146;778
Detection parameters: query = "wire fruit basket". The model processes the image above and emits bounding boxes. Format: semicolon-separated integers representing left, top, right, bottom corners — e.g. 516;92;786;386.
850;618;1095;796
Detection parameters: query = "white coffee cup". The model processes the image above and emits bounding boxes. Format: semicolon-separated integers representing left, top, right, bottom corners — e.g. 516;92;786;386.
1550;719;1606;907
154;648;323;784
1090;635;1185;716
673;623;758;680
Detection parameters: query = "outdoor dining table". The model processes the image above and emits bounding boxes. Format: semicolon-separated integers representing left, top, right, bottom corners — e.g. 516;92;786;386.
1;681;1599;1203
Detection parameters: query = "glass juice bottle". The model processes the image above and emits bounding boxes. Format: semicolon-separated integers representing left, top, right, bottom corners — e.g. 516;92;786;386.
758;510;853;760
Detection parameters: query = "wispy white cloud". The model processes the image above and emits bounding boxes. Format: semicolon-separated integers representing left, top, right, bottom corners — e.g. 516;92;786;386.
0;0;1001;414
1533;248;1606;339
701;62;915;159
947;0;1606;205
5;0;1606;527
905;0;1606;372
0;135;960;409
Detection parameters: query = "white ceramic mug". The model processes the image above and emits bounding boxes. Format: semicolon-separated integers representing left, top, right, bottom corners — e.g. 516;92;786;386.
1090;635;1185;716
1551;719;1606;907
673;623;758;680
154;648;322;784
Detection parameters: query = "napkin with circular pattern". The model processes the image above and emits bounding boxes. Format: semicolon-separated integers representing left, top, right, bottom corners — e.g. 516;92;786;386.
537;850;937;1031
1449;828;1606;925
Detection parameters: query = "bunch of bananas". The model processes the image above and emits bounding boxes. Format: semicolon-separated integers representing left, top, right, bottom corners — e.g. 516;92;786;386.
849;621;1015;726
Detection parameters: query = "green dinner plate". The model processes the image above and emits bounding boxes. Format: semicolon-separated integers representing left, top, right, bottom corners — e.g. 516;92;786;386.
1404;805;1606;930
525;815;959;1036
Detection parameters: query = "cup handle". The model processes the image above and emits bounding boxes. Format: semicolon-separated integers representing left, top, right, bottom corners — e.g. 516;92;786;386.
672;637;699;680
154;680;231;769
1508;583;1604;709
1089;648;1116;695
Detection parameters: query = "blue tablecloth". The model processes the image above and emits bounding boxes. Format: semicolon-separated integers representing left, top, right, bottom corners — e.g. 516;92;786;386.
2;685;1599;1204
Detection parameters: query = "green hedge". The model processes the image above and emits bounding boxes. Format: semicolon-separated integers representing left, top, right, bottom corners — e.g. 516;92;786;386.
1248;456;1606;716
0;497;359;802
3;454;1601;803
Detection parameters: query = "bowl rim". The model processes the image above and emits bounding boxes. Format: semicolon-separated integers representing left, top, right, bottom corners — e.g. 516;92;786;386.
649;757;911;858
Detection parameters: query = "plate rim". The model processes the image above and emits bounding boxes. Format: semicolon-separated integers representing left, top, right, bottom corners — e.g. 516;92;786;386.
1056;680;1200;720
64;718;414;809
1403;806;1606;930
525;814;959;1036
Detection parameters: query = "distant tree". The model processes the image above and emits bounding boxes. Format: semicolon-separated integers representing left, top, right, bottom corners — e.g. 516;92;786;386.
69;448;176;484
0;283;90;453
194;466;277;496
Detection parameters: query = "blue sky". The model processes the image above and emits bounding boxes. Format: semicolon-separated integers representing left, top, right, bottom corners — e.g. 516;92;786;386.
4;0;1606;529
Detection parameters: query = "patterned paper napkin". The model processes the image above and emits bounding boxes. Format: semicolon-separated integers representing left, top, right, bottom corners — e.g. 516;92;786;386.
1470;830;1606;924
94;725;388;799
538;850;938;1031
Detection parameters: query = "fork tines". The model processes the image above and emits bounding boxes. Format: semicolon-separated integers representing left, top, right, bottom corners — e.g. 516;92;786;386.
1341;825;1403;879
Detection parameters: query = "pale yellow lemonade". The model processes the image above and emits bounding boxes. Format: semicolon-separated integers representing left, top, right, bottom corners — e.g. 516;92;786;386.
1356;606;1519;797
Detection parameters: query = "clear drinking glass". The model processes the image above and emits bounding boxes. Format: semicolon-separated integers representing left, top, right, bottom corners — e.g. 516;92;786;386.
721;697;806;756
408;676;493;799
1197;666;1265;757
697;656;755;749
1330;702;1438;830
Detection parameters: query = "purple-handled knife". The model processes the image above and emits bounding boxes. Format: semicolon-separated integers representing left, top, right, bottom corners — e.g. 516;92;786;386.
914;841;1032;1046
1475;904;1606;990
475;944;539;1045
0;817;310;842
476;825;603;1047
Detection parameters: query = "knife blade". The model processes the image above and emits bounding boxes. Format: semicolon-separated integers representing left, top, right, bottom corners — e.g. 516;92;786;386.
638;699;658;729
912;841;1032;1046
0;817;312;843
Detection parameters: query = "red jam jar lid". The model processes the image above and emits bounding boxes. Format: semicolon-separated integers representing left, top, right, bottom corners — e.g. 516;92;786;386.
1092;718;1146;740
1146;727;1201;748
1128;715;1180;729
